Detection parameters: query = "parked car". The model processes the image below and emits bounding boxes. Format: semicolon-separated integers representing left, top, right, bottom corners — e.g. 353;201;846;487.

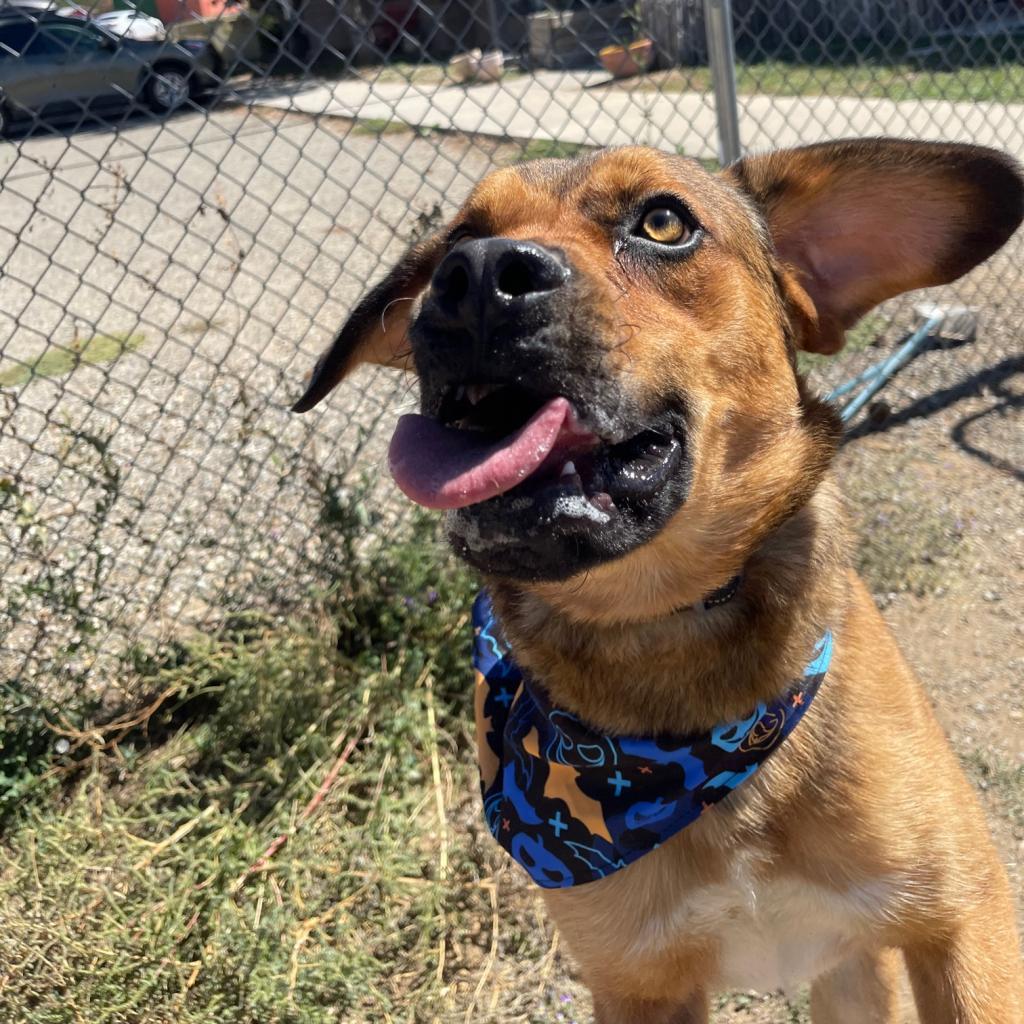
0;10;219;134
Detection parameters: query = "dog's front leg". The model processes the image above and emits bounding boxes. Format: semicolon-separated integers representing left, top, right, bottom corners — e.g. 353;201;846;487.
809;947;904;1023
591;988;709;1024
904;911;1024;1024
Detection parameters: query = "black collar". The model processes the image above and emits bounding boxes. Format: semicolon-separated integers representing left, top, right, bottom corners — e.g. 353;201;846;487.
699;574;742;611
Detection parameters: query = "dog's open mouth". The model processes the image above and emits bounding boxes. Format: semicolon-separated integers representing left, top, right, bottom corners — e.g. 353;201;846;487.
388;383;683;519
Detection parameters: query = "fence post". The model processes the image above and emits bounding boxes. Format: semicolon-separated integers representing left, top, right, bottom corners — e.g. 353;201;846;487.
703;0;742;165
485;0;503;52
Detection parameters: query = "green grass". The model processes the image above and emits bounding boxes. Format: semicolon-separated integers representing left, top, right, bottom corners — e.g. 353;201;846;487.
673;152;721;173
0;333;146;388
617;54;1024;104
510;140;718;169
739;59;1024;104
512;138;594;162
349;117;414;136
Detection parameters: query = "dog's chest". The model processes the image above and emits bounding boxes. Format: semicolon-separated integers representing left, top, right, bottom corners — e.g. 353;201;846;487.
671;876;855;992
621;852;893;994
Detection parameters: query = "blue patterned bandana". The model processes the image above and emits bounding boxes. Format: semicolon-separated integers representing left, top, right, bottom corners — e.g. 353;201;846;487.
473;591;833;889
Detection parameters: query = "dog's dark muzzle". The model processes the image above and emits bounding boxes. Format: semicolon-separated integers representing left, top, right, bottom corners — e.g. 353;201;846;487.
397;237;692;582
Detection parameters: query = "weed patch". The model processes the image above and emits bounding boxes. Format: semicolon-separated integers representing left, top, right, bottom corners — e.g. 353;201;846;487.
0;333;145;388
351;117;414;136
511;138;594;162
0;495;570;1022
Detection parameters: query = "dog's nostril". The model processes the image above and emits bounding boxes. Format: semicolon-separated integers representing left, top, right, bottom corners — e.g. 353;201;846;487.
497;257;537;298
439;264;470;305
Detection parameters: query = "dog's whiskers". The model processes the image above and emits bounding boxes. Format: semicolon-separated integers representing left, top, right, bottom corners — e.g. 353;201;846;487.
379;296;416;334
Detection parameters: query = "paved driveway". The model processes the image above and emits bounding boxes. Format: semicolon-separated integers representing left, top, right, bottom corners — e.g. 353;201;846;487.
246;69;1024;162
0;105;511;689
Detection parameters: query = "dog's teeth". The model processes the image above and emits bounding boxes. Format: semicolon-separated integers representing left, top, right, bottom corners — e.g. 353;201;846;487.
466;384;488;405
561;461;577;477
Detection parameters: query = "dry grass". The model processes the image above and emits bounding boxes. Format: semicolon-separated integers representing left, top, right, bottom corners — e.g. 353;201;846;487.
0;503;575;1023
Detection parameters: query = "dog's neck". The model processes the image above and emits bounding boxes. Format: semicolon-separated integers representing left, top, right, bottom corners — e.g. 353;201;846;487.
486;479;852;736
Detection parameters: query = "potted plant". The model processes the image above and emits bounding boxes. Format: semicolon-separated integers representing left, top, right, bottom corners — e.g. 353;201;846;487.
598;4;653;79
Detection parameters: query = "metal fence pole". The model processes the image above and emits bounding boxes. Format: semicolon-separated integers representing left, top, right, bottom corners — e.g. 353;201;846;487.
485;0;503;53
704;0;742;165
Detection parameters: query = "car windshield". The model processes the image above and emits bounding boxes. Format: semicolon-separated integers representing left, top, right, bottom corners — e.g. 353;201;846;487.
26;21;112;56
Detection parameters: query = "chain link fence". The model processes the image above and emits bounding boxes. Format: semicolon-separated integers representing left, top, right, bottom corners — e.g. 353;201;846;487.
2;0;1022;710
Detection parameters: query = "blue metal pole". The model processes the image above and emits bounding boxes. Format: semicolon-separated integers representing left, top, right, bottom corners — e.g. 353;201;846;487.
826;312;944;423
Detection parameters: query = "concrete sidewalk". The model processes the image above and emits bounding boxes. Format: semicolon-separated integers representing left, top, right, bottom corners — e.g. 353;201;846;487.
247;70;1024;163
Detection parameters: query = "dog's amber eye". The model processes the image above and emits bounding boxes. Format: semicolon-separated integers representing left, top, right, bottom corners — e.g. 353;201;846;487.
640;208;690;245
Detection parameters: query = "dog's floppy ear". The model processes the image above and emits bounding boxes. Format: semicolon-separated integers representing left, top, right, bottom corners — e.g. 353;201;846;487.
726;139;1024;354
291;232;446;413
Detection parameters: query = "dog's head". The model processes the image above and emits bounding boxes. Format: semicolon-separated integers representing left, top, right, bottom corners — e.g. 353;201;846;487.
295;140;1022;620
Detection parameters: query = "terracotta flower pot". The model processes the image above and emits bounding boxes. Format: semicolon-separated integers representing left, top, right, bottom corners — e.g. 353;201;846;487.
599;38;653;79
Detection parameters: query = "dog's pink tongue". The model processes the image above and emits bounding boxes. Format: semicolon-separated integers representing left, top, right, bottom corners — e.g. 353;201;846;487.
389;397;585;510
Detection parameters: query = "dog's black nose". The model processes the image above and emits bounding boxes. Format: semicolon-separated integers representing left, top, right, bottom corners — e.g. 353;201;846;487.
429;238;569;337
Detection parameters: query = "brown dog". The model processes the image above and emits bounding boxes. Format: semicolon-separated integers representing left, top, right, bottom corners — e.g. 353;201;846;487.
294;139;1024;1022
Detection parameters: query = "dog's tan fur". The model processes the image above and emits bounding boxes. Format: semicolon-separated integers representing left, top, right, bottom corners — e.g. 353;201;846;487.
297;139;1024;1021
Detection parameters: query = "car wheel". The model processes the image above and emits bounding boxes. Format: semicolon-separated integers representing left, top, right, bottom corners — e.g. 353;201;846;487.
145;66;191;114
0;98;9;139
